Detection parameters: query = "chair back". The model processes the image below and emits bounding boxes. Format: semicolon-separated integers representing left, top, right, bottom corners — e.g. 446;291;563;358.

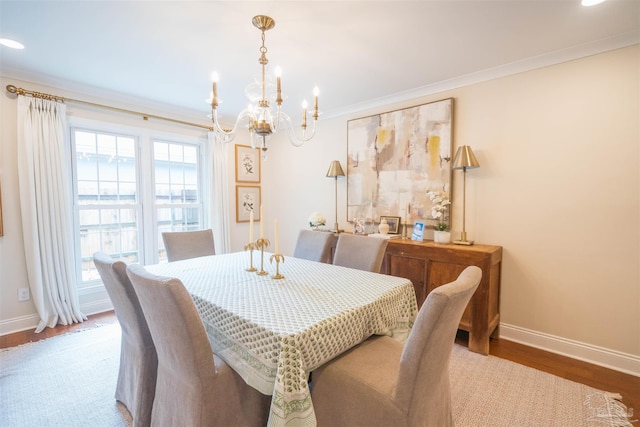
332;233;388;272
293;229;335;263
126;264;220;426
126;264;217;385
93;252;157;427
162;229;215;262
396;266;482;426
126;264;269;426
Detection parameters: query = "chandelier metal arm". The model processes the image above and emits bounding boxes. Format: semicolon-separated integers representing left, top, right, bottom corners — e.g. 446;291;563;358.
210;107;254;142
277;112;317;147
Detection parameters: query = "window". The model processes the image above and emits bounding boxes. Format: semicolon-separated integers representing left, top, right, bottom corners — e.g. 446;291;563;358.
154;140;203;260
71;127;205;288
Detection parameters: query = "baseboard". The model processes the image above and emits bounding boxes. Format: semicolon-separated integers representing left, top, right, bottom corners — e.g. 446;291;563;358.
80;299;115;318
499;323;640;377
0;313;41;336
0;298;114;336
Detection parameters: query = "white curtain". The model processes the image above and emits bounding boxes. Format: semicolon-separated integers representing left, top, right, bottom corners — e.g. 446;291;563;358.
208;132;231;253
17;96;85;333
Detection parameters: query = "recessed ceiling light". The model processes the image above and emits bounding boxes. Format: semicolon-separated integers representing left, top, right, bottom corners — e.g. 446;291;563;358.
0;38;25;49
581;0;606;6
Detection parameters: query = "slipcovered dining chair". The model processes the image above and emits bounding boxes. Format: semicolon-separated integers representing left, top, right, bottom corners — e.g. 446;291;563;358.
311;266;482;427
332;233;388;272
292;229;336;263
162;229;215;262
92;252;157;427
126;264;270;427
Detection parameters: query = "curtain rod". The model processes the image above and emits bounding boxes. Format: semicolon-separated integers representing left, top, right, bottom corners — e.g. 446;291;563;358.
5;84;213;131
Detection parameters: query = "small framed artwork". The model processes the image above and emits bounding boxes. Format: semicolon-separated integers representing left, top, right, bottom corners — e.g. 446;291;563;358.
411;221;425;241
353;218;366;234
236;185;261;222
380;216;401;234
235;144;261;183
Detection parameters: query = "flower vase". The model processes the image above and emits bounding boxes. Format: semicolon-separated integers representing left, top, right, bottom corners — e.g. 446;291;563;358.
378;219;390;235
434;230;451;244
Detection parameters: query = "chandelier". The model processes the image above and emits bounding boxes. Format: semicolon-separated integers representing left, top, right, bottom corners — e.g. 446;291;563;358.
208;15;319;152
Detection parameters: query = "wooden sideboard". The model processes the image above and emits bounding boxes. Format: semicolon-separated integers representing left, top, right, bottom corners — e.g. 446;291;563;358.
380;239;502;355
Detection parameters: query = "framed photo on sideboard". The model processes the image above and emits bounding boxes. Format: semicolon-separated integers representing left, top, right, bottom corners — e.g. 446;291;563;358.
411;221;425;241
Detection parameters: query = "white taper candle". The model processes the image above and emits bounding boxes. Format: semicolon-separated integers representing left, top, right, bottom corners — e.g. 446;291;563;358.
260;204;264;239
249;210;254;242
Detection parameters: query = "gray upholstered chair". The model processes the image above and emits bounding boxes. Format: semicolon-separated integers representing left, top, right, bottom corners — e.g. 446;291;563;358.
292;229;335;263
162;229;215;262
92;252;157;427
311;266;482;427
332;233;388;272
126;264;270;427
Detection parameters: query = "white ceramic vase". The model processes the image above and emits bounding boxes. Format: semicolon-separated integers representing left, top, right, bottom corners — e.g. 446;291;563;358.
378;219;390;235
434;230;451;244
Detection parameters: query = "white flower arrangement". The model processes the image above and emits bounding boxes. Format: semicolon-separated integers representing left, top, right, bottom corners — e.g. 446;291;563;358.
308;211;326;229
427;190;451;231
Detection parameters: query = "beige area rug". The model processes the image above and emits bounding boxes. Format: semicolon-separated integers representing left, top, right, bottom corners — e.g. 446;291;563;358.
449;345;633;427
0;323;633;427
0;323;131;427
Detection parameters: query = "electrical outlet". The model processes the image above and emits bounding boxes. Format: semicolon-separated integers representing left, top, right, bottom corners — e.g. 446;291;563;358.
18;287;30;302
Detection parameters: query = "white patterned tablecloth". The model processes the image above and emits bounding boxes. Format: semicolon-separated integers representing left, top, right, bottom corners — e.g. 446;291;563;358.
146;251;417;427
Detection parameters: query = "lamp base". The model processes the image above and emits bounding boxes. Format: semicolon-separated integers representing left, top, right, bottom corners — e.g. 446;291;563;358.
453;239;474;246
330;229;343;234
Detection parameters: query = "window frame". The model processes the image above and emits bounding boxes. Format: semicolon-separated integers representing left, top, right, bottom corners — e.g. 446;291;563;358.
69;119;208;292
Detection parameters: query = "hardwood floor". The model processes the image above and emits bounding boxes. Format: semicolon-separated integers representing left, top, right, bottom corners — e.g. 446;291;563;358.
1;311;637;417
0;311;118;349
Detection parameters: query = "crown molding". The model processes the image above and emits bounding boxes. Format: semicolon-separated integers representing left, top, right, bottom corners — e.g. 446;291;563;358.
324;31;639;120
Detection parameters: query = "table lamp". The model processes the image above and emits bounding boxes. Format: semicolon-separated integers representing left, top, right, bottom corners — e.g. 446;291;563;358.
326;160;345;233
452;145;479;245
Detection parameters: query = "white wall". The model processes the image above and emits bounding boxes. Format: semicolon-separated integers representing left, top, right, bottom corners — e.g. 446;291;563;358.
1;46;638;374
260;46;640;373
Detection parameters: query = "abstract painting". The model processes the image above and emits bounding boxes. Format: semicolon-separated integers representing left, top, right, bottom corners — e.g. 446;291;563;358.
346;98;453;229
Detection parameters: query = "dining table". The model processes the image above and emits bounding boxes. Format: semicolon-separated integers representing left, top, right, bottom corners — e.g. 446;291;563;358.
145;250;418;427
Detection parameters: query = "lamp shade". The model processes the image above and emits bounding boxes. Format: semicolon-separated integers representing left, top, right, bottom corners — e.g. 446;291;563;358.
326;160;345;177
453;146;480;170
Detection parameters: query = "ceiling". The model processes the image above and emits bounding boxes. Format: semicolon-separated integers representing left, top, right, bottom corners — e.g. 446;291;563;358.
1;1;638;123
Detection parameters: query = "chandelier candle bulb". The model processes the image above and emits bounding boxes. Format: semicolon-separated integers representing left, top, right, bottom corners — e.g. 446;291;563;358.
211;73;219;107
275;67;282;105
313;87;319;119
302;100;308;128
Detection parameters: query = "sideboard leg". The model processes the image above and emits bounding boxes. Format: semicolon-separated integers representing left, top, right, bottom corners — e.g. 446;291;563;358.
469;331;490;355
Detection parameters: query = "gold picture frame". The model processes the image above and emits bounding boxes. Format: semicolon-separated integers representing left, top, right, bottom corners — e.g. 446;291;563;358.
235;144;261;183
236;185;261;223
380;216;401;234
